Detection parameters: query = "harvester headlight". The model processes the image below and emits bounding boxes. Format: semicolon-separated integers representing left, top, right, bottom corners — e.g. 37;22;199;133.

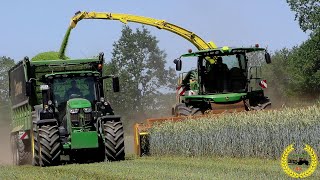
83;107;92;113
70;108;79;114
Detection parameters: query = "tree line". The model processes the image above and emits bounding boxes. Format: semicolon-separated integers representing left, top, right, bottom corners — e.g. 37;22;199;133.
262;0;320;106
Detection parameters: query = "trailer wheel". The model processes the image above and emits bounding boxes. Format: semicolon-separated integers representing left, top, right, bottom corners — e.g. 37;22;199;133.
11;135;30;165
11;135;19;165
103;121;125;161
38;125;61;166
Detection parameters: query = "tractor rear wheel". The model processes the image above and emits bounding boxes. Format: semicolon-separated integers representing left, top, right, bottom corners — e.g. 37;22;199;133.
103;121;125;161
38;125;61;166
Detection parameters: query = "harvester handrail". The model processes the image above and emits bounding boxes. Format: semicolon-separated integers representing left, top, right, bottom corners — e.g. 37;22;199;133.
58;11;217;59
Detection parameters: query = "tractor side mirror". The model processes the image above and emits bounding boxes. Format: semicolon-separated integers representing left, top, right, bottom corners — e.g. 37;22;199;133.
25;81;32;96
112;77;120;92
265;52;271;64
174;58;182;71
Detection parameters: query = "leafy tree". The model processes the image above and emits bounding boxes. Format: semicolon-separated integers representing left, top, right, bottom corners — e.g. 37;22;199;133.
262;29;320;106
0;56;15;104
286;30;320;95
287;0;320;32
106;26;177;132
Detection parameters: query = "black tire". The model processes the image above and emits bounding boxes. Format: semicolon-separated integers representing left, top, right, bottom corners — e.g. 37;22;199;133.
38;125;61;166
176;104;203;116
191;107;203;116
263;104;271;110
11;135;31;165
103;121;125;161
176;104;191;116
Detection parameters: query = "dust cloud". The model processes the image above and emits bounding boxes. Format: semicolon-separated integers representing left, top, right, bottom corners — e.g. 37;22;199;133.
0;119;12;165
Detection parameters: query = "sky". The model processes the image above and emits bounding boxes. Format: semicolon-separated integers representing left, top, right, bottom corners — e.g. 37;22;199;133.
0;0;309;72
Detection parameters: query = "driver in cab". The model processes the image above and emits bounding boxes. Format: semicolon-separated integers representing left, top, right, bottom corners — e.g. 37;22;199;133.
65;80;83;99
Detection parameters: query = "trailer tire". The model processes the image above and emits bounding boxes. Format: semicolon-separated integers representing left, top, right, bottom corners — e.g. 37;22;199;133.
103;121;125;161
38;125;61;166
11;135;30;165
11;135;19;165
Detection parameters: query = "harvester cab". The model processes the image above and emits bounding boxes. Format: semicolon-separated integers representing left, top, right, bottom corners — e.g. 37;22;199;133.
9;53;126;166
172;46;272;116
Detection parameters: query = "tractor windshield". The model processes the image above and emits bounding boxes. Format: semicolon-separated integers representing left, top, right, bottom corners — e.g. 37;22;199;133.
203;53;247;93
52;76;97;108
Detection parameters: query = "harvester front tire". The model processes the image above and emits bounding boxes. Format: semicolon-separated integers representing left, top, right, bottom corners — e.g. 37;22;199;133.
176;104;191;116
190;107;203;116
103;121;125;161
38;125;61;167
177;105;203;116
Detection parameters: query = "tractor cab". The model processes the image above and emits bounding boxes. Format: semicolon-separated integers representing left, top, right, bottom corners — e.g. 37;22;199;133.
174;46;271;95
35;71;120;146
42;73;101;128
172;46;272;116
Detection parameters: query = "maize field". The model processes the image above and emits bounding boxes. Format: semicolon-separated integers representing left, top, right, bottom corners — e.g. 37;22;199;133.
150;104;320;159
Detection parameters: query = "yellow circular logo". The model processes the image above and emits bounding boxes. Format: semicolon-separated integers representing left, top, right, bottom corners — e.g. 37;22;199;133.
281;144;318;179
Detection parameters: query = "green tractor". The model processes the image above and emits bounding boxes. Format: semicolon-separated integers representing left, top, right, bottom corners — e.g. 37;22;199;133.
9;53;125;166
172;46;272;116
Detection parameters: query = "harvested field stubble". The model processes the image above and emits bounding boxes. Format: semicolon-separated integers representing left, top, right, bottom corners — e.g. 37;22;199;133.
150;105;320;158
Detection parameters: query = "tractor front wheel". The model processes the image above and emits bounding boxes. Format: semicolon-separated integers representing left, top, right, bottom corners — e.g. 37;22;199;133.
103;121;125;161
37;125;61;166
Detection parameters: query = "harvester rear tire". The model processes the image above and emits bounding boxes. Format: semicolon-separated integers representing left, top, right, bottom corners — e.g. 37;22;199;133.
38;125;61;167
103;121;125;161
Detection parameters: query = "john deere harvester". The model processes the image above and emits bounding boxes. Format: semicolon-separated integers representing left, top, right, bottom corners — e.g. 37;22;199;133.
9;53;125;166
134;45;272;156
172;45;272;116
